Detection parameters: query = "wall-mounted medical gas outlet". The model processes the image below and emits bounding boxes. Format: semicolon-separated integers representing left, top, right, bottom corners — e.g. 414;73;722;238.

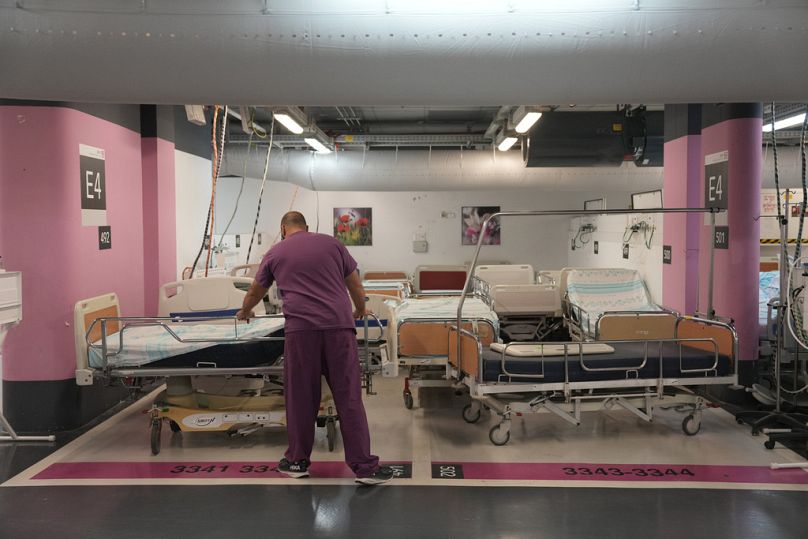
413;240;428;253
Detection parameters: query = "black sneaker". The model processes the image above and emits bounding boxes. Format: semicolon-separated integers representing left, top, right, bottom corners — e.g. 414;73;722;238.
355;466;395;485
276;458;310;478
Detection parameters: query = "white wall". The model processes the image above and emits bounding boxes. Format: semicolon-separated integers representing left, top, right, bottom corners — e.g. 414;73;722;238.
212;177;635;276
175;149;215;278
567;214;665;304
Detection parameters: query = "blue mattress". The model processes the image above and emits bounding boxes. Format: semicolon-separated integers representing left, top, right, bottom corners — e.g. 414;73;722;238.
145;329;284;369
480;341;731;383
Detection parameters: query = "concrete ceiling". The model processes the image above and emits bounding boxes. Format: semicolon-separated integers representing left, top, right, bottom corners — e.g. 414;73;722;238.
2;1;808;105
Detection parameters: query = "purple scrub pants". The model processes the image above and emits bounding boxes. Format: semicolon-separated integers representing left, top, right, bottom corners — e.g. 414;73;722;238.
283;329;379;477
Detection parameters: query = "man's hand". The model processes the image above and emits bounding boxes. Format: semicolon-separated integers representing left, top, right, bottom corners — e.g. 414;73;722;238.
353;307;374;319
236;309;255;322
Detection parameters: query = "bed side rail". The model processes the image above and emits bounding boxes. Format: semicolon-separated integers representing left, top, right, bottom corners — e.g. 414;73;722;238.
675;316;738;366
448;325;484;379
82;314;286;378
399;317;496;358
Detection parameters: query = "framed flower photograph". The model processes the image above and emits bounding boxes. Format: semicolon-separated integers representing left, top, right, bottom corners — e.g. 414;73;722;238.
333;207;373;246
462;206;501;245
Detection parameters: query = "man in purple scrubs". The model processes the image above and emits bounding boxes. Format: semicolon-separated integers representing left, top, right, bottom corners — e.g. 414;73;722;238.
237;211;393;485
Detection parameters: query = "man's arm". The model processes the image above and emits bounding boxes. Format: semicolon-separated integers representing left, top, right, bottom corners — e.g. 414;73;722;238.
345;270;367;319
236;280;269;321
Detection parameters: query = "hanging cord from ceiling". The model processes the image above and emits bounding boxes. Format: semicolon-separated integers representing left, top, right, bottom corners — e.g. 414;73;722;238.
190;105;227;278
246;115;276;264
271;184;301;246
217;123;255;250
203;105;229;276
786;108;808;347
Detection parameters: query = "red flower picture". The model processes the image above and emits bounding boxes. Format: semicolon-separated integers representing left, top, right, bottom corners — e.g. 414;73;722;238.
333;208;373;246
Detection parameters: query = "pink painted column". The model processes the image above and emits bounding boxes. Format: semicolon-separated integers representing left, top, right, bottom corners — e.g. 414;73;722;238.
662;105;702;315
140;105;178;316
698;104;762;368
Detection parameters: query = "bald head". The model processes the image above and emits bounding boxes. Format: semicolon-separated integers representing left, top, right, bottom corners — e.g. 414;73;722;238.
280;211;308;239
281;211;307;228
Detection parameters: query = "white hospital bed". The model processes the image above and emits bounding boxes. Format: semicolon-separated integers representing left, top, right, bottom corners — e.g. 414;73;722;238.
385;296;499;409
475;264;563;341
561;267;677;341
74;277;339;455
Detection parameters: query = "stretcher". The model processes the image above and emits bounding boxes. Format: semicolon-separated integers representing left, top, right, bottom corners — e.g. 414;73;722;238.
384;295;498;409
74;277;343;455
449;315;738;445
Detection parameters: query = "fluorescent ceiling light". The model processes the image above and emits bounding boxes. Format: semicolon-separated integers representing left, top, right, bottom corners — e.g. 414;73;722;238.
497;136;518;152
762;112;806;132
305;138;332;154
274;113;304;134
514;111;542;134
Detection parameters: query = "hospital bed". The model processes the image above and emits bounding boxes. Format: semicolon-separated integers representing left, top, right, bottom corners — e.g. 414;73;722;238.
414;265;468;293
561;267;677;341
449;315;739;445
474;264;563;341
384;295;499;409
74;277;341;455
363;271;409;281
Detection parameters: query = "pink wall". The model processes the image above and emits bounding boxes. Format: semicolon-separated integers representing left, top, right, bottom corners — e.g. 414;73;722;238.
0;106;145;381
142;137;177;316
698;117;762;361
662;134;702;314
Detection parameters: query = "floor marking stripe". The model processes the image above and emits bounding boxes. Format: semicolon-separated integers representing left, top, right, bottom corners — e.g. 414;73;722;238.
431;462;808;485
32;461;412;481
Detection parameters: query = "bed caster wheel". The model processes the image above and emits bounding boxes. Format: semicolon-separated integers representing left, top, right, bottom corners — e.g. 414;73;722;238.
735;417;745;425
462;404;481;424
326;419;337;452
150;419;162;456
764;439;776;450
403;391;414;410
682;414;701;436
489;425;510;446
169;420;181;433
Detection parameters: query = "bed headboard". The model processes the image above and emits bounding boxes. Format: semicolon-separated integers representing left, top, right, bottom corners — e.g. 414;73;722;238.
415;265;468;292
74;293;121;377
158;277;266;318
229;264;260;278
364;271;409;281
475;264;535;286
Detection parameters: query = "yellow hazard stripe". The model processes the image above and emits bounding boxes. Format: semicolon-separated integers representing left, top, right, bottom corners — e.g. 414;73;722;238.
760;238;808;244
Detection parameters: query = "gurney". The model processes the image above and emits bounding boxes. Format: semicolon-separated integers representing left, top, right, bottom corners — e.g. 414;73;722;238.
74;277;340;455
449;315;738;445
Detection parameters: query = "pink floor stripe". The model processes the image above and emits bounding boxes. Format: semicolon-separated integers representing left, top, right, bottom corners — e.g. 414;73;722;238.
435;462;808;485
32;461;406;480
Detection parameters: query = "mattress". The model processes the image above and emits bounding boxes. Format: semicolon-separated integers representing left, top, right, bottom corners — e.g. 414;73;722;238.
480;341;731;383
566;268;661;327
490;342;614;357
391;297;498;325
759;270;779;336
89;318;285;368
